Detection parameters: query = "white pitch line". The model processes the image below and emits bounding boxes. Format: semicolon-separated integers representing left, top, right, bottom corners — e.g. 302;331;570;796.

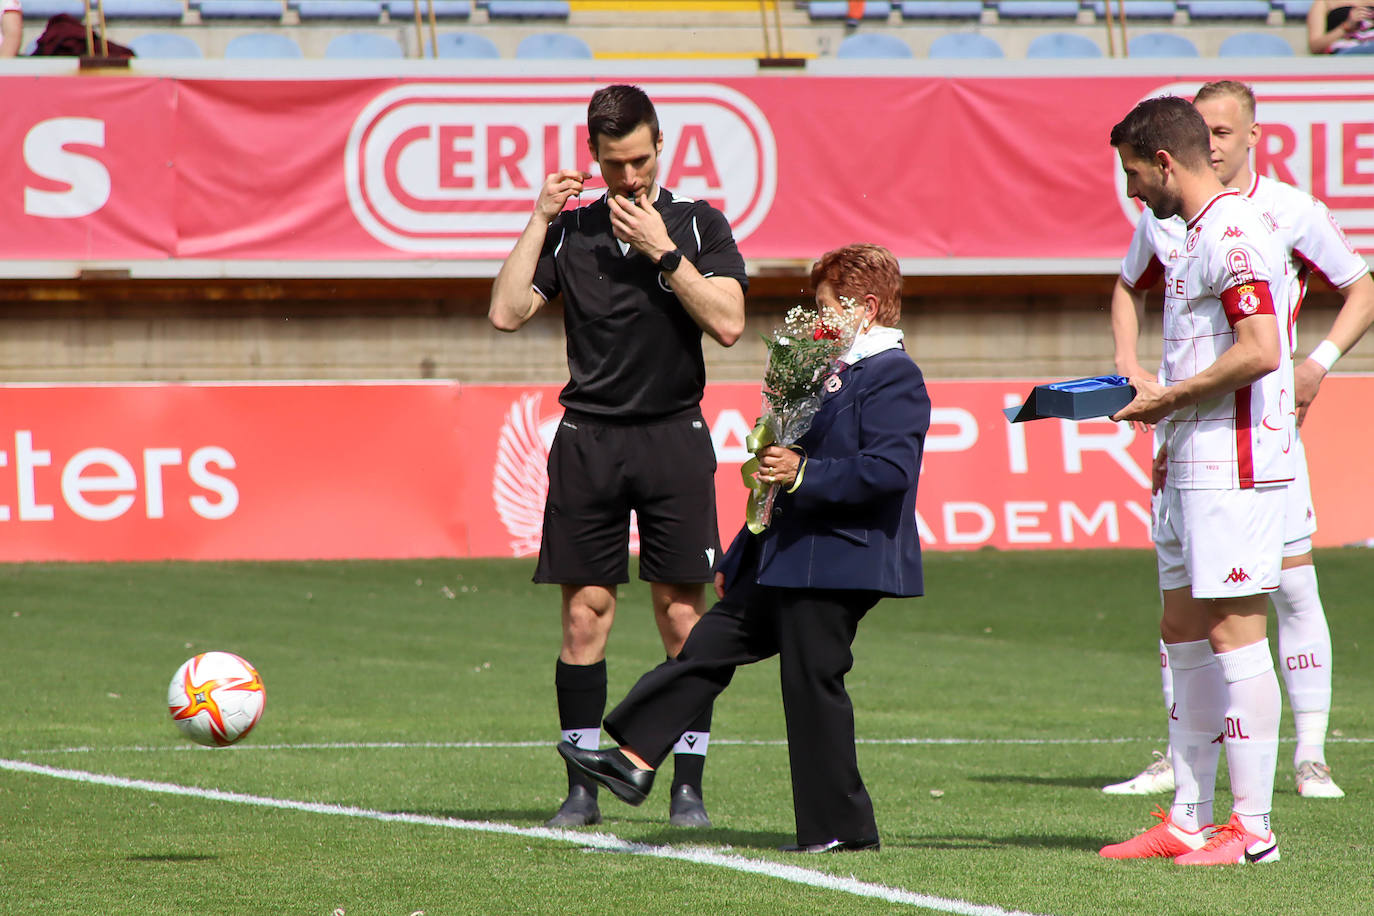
0;757;1051;916
21;734;1373;756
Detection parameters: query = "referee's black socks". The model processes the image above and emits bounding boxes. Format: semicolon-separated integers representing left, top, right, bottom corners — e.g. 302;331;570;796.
554;658;607;795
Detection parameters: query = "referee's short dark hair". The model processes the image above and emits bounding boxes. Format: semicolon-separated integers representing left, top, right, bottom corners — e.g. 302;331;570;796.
1109;96;1210;171
588;84;660;145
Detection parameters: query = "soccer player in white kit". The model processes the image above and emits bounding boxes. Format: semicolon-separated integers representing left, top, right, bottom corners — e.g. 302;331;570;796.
1100;96;1292;866
1106;81;1374;801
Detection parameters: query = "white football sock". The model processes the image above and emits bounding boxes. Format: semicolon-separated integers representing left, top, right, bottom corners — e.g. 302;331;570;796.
1215;639;1280;821
1271;563;1333;766
1159;638;1174;760
1165;639;1224;831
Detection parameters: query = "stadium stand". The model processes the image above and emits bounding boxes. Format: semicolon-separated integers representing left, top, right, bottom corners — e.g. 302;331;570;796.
291;1;384;19
485;0;568;18
1183;0;1272;19
994;1;1083;19
929;31;1005;55
223;30;303;55
807;1;893;20
129;30;204;54
1127;30;1199;54
899;0;982;18
102;0;188;18
431;29;500;56
1218;30;1296;53
325;29;404;56
21;0;86;15
1089;0;1178;18
515;30;591;57
836;31;913;55
1026;30;1102;55
194;1;285;20
386;0;471;18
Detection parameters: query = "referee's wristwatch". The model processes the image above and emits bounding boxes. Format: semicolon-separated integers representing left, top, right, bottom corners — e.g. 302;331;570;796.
656;247;684;273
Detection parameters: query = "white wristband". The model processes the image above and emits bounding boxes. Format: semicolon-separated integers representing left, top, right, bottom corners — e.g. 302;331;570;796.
1308;339;1342;372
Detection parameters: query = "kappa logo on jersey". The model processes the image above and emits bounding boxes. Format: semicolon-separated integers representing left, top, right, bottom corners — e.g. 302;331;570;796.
1226;248;1256;283
344;82;777;254
1224;567;1252;584
492;392;641;557
1222;226;1246;239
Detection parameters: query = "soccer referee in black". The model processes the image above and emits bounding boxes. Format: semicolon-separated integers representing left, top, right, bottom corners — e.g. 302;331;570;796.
489;84;748;829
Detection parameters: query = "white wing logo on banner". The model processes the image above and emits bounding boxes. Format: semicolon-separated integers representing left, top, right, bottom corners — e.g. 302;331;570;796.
493;393;554;557
492;393;639;558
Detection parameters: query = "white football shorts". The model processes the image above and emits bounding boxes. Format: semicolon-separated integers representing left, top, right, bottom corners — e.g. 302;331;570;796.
1283;435;1317;556
1155;485;1285;598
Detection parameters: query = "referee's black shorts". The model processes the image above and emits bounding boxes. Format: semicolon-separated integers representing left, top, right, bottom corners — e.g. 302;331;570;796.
534;408;720;586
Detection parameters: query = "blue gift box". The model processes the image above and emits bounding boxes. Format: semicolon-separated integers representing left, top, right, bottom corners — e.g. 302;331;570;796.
1003;375;1135;423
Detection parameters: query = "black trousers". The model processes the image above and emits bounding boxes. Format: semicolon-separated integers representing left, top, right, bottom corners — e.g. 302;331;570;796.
603;576;880;846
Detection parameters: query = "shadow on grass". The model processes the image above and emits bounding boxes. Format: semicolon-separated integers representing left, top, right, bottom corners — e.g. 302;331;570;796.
967;773;1127;790
126;854;219;863
899;833;1109;853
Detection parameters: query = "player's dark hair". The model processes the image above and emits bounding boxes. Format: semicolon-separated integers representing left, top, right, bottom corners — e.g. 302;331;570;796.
1109;96;1211;171
587;84;660;146
811;244;904;326
1194;80;1257;122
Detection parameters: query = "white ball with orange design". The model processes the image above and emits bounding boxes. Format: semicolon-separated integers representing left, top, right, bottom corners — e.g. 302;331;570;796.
167;651;266;747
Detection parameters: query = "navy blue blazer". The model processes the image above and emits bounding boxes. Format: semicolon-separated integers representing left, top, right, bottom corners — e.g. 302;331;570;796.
719;346;930;598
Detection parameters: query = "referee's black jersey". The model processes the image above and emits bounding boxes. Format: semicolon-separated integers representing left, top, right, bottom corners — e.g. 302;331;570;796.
531;186;749;421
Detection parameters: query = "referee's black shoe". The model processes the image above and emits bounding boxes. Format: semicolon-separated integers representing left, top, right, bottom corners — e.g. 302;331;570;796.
779;837;881;853
544;784;601;828
557;742;654;806
668;784;712;828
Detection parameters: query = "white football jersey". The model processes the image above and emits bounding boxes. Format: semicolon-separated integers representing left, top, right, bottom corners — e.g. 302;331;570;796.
1156;190;1294;490
1242;173;1371;351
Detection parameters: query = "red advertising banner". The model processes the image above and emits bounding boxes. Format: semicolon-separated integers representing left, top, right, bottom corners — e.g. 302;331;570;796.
0;378;1367;563
4;71;1374;266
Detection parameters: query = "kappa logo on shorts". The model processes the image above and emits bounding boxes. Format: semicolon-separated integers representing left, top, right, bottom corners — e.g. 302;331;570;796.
1223;567;1252;584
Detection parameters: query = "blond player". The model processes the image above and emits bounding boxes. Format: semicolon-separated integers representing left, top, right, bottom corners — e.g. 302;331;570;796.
1107;81;1374;801
1101;95;1293;866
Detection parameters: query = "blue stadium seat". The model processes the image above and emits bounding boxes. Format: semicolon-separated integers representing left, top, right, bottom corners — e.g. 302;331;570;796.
20;0;87;16
1185;0;1270;17
1279;0;1313;16
1127;30;1198;55
836;31;913;56
223;31;304;56
129;31;204;56
326;30;405;56
101;0;187;18
1026;30;1102;55
486;0;568;18
1218;30;1296;54
195;1;285;19
996;1;1081;18
291;0;383;17
808;1;893;19
387;0;471;17
431;30;500;57
900;0;982;18
929;31;1004;56
1091;0;1177;18
515;31;591;58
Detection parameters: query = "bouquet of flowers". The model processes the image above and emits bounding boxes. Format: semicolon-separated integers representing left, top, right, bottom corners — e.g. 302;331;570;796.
742;301;864;533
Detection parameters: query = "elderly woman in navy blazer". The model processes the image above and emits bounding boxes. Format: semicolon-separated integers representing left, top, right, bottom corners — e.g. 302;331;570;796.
560;243;930;853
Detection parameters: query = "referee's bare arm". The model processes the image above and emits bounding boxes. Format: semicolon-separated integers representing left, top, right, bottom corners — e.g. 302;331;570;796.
489;170;588;332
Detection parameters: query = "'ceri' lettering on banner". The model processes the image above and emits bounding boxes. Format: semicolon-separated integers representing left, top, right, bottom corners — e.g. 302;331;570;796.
1118;80;1374;251
344;82;777;254
0;431;238;523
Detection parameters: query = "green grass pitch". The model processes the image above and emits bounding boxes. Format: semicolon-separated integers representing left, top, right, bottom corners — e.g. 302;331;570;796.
2;550;1371;915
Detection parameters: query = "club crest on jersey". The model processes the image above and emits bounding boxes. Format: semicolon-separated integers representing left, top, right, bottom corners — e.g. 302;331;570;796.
1237;284;1260;314
1185;231;1199;252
